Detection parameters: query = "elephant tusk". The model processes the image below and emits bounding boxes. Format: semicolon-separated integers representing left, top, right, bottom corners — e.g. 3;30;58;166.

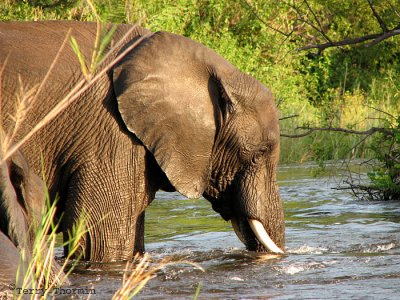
231;218;246;244
248;219;284;254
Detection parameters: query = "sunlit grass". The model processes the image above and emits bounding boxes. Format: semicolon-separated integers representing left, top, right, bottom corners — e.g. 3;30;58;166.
113;254;204;300
15;195;87;299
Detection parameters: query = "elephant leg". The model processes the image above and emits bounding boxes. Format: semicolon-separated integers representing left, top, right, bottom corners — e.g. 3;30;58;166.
134;211;145;254
0;231;24;287
62;146;153;262
63;171;150;261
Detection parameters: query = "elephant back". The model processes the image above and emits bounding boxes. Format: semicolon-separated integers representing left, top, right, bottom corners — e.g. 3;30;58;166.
0;21;149;140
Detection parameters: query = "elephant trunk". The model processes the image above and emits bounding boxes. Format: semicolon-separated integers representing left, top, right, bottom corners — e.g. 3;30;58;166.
232;164;285;253
232;219;283;253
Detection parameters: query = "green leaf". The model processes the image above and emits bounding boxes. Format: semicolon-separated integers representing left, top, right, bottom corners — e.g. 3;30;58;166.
96;24;118;66
70;36;89;78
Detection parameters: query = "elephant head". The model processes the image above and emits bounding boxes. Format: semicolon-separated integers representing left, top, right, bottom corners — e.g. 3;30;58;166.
0;150;64;285
0;150;43;250
113;32;285;253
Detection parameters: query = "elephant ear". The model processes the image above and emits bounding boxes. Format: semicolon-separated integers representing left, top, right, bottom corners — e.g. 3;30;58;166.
113;32;225;199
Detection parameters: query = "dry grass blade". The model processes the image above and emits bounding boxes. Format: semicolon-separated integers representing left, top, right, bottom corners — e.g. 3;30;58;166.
0;29;70;158
16;193;88;300
113;253;154;299
34;29;72;102
0;54;10;131
3;76;38;153
113;254;204;299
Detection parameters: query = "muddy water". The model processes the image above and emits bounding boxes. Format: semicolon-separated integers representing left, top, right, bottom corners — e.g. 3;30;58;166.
68;162;400;299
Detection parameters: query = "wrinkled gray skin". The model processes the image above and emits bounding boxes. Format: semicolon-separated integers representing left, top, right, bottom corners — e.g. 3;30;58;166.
0;154;27;287
0;21;285;262
0;151;62;286
0;230;21;287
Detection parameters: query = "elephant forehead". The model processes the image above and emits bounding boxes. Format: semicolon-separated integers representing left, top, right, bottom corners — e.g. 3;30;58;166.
239;104;278;144
254;89;279;133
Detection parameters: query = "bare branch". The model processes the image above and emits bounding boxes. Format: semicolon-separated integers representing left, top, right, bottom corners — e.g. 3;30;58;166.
297;27;400;51
297;126;395;135
366;104;397;119
281;0;400;52
367;0;388;32
279;114;299;121
282;0;327;41
303;0;332;42
386;0;400;18
281;130;314;138
240;0;292;37
350;131;375;150
281;126;395;138
364;28;400;47
297;32;381;51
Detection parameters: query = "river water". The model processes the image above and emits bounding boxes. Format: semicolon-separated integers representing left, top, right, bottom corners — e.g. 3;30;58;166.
69;162;400;299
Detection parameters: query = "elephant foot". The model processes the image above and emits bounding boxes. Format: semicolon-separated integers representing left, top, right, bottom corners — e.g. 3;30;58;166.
64;211;146;263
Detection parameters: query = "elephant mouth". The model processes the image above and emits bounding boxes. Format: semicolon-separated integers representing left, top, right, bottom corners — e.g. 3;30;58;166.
231;218;284;254
203;190;284;253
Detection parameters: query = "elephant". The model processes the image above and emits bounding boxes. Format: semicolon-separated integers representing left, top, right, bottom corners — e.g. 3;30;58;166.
0;20;285;263
0;150;63;287
0;230;22;291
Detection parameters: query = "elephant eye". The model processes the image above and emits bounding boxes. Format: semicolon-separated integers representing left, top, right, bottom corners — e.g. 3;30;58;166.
251;148;269;164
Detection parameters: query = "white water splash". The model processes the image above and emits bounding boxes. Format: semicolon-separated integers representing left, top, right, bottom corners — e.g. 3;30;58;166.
284;265;306;275
279;260;337;275
361;242;397;253
288;245;329;254
377;243;396;251
230;277;244;281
